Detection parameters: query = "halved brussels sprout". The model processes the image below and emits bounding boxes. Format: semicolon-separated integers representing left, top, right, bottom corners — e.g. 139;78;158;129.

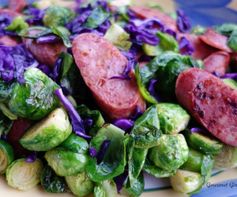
149;134;189;172
170;169;203;194
66;172;94;197
45;148;88;176
6;158;43;191
61;133;89;154
94;180;117;197
214;145;237;169
9;68;59;120
223;78;237;89
0;140;14;174
157;103;190;134
20;108;72;151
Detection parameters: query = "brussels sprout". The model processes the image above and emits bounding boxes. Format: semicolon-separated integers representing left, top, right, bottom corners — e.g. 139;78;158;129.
5;16;29;34
122;173;144;197
227;29;237;52
45;148;88;176
104;23;132;51
86;124;127;182
143;31;178;56
149;134;189;172
6;158;43;191
170;170;203;194
94;180;117;197
157;103;190;134
223;78;237;89
20;108;72;151
41;165;67;193
9;68;59;120
143;158;175;178
0;80;14;102
181;149;204;172
128;145;148;180
0;140;14;174
61;133;89;154
214;145;237;169
0;103;17;120
131;105;161;148
184;129;223;155
66;172;94;197
43;6;75;27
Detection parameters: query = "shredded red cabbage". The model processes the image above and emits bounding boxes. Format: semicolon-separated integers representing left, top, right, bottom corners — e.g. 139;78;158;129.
164;28;177;39
148;79;161;102
125;18;164;46
89;147;97;158
130;106;144;120
0;14;12;36
113;119;134;133
221;73;237;80
54;88;91;139
114;170;128;193
25;7;45;25
36;35;61;44
96;139;110;164
0;44;38;83
179;36;194;55
176;9;191;33
25;152;37;163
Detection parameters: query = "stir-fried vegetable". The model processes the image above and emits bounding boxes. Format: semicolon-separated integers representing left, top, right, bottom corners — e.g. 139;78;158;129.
9;68;59;120
66;172;94;197
6;158;43;191
20;108;72;151
0;140;14;174
94;180;117;197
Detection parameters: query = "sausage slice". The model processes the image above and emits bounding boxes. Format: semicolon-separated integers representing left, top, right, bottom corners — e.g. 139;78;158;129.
9;0;27;12
72;33;146;119
130;6;177;31
200;29;232;53
176;68;237;146
0;36;19;46
204;51;230;76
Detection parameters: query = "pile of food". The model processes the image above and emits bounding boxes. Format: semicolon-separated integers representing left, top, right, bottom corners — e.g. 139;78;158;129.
0;0;237;196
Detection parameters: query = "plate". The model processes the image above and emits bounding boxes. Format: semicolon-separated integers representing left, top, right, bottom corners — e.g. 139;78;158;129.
1;0;237;197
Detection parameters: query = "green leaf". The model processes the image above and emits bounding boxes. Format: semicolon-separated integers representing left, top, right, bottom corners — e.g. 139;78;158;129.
43;6;75;27
143;31;179;56
143;158;175;178
135;65;158;104
86;124;127;182
128;144;148;180
228;29;237;52
5;16;29;34
131;105;161;148
84;7;110;29
94;180;117;197
215;23;237;37
51;26;71;48
0;103;17;120
19;26;52;39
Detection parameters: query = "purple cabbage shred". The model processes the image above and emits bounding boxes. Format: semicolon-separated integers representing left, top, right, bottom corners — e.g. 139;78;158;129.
36;35;61;44
25;7;45;25
26;152;37;163
89;147;97;158
0;14;13;36
148;79;161;102
164;28;177;39
125;18;164;46
179;36;194;55
176;9;191;33
114;170;128;193
0;44;38;83
221;73;237;80
113;119;134;132
96;139;110;163
54;88;91;139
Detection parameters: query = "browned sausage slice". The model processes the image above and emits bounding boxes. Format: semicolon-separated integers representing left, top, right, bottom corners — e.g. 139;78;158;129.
0;35;19;46
72;33;146;119
204;51;230;76
9;0;27;12
200;28;232;53
183;34;217;60
176;68;237;146
24;39;66;67
130;6;177;31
